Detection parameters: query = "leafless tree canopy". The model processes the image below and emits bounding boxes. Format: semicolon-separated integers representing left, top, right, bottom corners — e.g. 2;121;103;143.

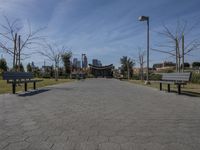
152;20;200;72
38;42;69;81
0;16;45;70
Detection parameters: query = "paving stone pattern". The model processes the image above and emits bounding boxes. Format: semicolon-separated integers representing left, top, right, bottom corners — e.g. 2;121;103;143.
0;78;200;150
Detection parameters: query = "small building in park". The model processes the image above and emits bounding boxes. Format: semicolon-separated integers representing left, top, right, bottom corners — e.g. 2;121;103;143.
89;64;114;78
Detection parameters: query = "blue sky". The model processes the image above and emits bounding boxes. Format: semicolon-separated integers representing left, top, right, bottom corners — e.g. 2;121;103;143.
0;0;200;68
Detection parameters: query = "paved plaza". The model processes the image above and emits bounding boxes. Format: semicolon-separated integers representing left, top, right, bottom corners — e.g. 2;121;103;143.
0;78;200;150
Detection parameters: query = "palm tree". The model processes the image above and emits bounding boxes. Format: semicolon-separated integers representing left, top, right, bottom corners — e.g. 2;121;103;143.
120;56;135;79
61;52;72;76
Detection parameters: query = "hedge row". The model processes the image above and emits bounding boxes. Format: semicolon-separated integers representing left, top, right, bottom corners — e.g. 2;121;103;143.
132;73;162;81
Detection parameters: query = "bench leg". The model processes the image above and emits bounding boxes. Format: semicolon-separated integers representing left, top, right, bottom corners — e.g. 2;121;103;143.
24;83;27;91
33;82;36;90
12;83;16;94
160;83;162;91
167;84;170;92
178;84;181;94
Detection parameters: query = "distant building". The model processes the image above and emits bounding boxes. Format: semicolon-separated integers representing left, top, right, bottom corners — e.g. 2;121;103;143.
41;65;53;74
30;62;37;70
92;59;102;66
98;60;102;66
82;54;88;68
133;68;140;75
77;61;81;68
73;58;78;67
153;61;175;72
92;59;98;66
72;58;81;71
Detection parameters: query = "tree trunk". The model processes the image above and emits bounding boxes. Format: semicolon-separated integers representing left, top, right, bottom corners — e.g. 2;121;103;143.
55;62;58;81
182;34;184;72
127;62;130;80
175;37;181;72
141;69;144;81
18;35;21;72
13;33;17;70
140;64;144;81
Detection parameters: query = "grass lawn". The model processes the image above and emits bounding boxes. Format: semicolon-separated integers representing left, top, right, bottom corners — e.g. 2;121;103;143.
0;78;72;94
129;80;200;97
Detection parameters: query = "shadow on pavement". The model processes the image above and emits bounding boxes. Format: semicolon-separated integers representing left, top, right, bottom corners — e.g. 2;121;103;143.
181;91;200;97
49;87;76;91
168;90;200;97
17;89;50;97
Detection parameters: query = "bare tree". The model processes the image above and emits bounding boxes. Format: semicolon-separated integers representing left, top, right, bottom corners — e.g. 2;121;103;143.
137;48;146;80
152;20;200;72
38;42;66;81
0;16;44;71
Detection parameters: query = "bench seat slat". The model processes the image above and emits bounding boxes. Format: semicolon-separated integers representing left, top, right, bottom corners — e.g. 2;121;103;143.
162;73;191;81
155;81;187;85
3;72;34;80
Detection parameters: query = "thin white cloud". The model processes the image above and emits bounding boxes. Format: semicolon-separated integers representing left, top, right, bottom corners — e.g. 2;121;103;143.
0;0;200;67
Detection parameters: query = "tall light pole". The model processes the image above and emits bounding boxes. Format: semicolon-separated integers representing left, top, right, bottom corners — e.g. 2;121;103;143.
138;16;150;84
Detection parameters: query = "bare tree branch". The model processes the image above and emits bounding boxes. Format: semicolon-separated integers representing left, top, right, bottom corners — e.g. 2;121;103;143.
154;20;200;72
37;41;67;81
151;48;176;56
0;16;45;69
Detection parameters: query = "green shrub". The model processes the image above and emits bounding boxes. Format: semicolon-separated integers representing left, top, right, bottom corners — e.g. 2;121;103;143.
157;69;174;73
58;76;66;79
149;73;162;81
42;74;51;78
132;74;140;80
192;62;200;69
87;74;95;78
62;73;70;78
191;73;200;84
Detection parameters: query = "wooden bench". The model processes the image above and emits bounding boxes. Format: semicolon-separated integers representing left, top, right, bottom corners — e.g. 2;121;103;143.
2;72;43;94
158;72;192;94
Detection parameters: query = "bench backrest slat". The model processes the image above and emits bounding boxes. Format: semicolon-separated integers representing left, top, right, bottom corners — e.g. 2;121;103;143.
2;72;34;80
162;72;191;82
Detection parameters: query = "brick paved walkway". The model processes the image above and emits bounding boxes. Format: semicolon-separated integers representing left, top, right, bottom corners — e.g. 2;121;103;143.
0;78;200;150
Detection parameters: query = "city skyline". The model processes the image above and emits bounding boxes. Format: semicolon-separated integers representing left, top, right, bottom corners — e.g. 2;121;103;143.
0;0;200;68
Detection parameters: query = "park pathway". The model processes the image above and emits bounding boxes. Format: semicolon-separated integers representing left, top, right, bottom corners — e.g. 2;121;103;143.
0;78;200;150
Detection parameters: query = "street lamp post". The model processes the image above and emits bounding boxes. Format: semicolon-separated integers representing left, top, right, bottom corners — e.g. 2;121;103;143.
138;16;150;84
